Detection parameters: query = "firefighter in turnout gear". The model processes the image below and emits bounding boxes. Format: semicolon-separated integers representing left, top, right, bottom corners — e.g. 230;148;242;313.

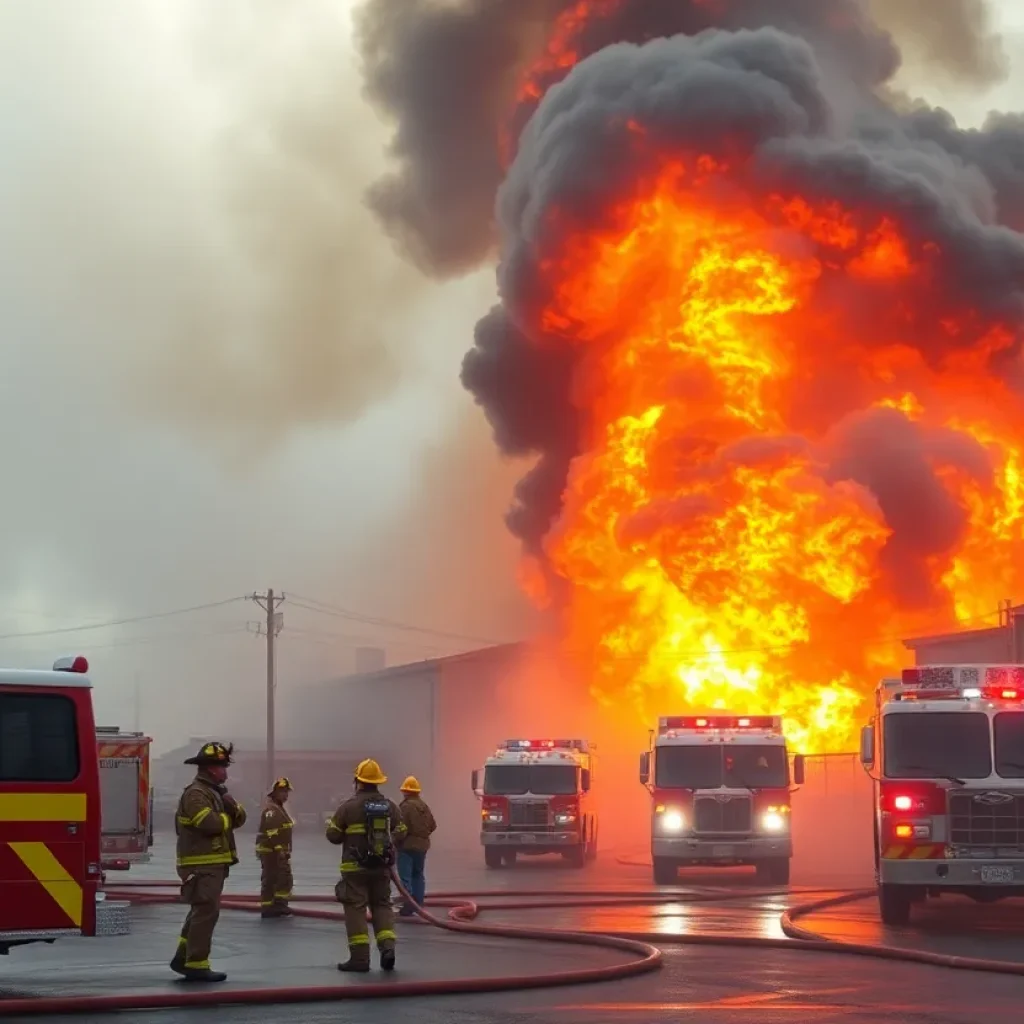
397;776;436;917
256;777;294;918
172;742;247;983
326;758;407;972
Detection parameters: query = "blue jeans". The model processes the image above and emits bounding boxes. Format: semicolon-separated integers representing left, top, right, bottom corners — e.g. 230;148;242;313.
398;849;427;910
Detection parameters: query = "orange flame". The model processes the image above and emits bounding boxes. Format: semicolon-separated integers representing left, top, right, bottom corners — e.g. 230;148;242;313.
529;159;1024;753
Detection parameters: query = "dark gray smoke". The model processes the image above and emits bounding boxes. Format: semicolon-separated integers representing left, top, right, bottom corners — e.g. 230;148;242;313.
450;1;1024;595
354;0;1021;602
355;0;1007;275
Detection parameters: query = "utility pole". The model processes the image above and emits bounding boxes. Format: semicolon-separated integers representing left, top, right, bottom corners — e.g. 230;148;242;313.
251;590;285;789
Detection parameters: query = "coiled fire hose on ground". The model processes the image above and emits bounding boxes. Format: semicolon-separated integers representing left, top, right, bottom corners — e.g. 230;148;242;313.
4;879;1024;1016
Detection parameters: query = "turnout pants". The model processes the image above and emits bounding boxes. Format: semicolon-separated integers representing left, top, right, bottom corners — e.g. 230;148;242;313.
259;852;293;909
176;865;227;968
337;870;395;962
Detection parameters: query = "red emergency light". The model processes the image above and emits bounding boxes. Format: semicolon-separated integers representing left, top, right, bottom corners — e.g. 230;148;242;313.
659;715;779;731
53;655;89;674
501;738;587;751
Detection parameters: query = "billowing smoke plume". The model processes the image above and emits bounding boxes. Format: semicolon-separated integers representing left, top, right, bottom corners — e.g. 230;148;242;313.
357;0;1024;745
452;1;1024;565
356;0;1009;274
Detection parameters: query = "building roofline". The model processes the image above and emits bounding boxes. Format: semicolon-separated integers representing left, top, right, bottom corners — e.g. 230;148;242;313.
903;624;1006;650
333;641;525;685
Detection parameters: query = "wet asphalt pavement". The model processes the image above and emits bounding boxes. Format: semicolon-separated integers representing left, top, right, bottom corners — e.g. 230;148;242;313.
3;832;1024;1022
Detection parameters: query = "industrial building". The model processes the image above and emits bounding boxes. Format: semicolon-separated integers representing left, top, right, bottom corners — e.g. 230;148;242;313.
903;604;1024;666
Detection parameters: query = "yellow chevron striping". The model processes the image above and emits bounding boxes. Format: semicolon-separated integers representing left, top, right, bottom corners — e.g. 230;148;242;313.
881;845;905;859
908;845;938;859
0;793;86;822
9;842;84;927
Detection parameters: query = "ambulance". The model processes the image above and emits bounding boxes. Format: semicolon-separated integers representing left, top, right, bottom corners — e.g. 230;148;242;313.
640;714;805;885
861;665;1024;925
0;657;103;954
472;738;598;868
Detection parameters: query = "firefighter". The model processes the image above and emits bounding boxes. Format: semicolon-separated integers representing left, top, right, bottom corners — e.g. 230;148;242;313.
325;758;407;972
256;777;294;918
171;741;247;983
396;775;436;917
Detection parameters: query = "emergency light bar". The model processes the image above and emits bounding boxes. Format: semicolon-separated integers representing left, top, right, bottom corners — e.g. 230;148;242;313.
894;665;1024;701
53;655;89;674
499;738;588;751
658;715;781;732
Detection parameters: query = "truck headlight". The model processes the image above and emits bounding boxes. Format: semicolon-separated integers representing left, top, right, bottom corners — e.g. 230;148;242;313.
484;811;505;824
659;809;685;833
761;810;786;832
554;812;577;825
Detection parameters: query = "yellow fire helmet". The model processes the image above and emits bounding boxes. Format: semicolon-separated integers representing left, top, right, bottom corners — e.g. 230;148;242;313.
354;758;387;785
268;776;292;796
399;775;421;793
184;741;234;766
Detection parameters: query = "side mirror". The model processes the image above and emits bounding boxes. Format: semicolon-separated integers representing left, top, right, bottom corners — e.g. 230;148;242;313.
639;751;650;786
859;725;875;767
581;768;591;792
471;769;479;794
792;754;805;786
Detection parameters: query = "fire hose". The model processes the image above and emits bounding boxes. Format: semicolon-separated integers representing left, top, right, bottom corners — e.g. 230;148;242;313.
4;879;1024;1016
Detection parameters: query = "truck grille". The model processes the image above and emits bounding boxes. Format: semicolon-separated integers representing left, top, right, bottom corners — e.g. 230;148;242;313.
949;792;1024;849
694;795;752;834
509;800;549;829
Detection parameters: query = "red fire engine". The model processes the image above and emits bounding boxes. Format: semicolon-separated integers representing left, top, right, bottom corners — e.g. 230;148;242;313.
640;714;805;885
472;738;598;869
1;657;103;954
861;664;1024;925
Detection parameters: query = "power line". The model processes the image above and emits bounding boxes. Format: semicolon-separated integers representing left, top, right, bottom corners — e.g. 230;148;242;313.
287;594;509;646
0;597;246;643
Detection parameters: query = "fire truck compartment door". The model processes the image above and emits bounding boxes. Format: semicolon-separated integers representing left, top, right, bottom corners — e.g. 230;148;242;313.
99;757;141;833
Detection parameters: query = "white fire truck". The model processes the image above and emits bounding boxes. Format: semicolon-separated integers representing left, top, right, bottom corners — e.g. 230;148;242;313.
639;715;804;885
861;664;1024;925
472;738;597;869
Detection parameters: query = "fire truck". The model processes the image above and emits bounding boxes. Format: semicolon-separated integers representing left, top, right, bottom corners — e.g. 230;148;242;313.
639;715;805;885
472;738;597;869
861;664;1024;925
96;726;153;871
1;657;105;954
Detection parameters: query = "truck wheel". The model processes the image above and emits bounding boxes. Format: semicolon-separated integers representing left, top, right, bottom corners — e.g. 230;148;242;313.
653;857;677;885
565;846;586;868
756;858;790;886
878;884;912;925
484;848;504;869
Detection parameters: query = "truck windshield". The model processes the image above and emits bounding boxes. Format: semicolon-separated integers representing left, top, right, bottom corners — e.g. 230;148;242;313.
655;745;788;789
484;765;577;795
883;712;991;779
994;713;1024;778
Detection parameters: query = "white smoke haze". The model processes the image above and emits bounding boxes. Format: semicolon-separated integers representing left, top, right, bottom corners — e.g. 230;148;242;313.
0;0;526;749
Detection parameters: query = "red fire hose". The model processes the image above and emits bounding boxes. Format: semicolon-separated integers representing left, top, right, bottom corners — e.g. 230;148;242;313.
0;872;662;1017
4;881;1024;1016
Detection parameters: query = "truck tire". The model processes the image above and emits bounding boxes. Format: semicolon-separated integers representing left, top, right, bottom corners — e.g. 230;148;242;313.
878;883;912;925
756;858;790;886
565;846;586;868
653;857;677;884
484;847;504;869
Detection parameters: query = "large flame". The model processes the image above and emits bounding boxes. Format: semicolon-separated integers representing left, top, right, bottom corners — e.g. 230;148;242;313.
522;155;1024;753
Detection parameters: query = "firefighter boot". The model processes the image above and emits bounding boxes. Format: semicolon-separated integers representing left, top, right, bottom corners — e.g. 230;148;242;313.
337;956;371;973
170;938;187;976
180;964;228;983
380;945;396;972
